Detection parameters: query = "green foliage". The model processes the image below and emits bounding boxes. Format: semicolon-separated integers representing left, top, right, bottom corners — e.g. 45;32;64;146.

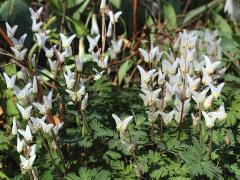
163;2;177;29
66;167;111;180
118;60;132;85
179;139;222;179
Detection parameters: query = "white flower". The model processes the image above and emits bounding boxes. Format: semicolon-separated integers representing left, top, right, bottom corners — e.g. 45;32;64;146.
165;82;177;102
139;46;159;63
48;59;58;72
66;85;85;102
106;21;113;37
12;117;17;135
32;102;46;115
137;65;156;88
30;116;46;132
6;22;18;38
209;82;224;98
28;144;36;157
64;46;73;57
43;91;53;110
64;66;75;89
139;88;161;106
18;67;29;81
60;33;76;49
39;119;54;134
35;32;48;47
29;7;43;20
17;135;25;153
76;55;84;72
81;93;88;110
178;29;198;50
204;55;221;74
3;72;16;89
10;47;27;61
17;104;32;120
14;83;32;100
192;87;209;105
112;114;133;133
31;54;36;67
20;154;36;172
202;67;212;85
147;110;160;122
169;70;181;85
193;60;204;73
160;110;175;125
158;68;166;85
202;111;217;128
100;0;107;9
18;125;32;142
44;47;54;59
108;39;123;58
224;0;235;20
203;95;213;109
191;113;199;127
98;55;109;68
91;14;99;35
162;59;178;75
87;35;100;52
215;103;227;120
108;11;122;24
187;74;200;91
93;68;104;80
56;50;66;62
11;34;27;50
32;76;38;94
184;49;196;62
92;49;101;62
32;18;42;32
53;122;64;135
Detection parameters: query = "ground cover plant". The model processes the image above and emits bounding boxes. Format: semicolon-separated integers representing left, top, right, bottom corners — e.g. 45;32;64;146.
0;0;240;179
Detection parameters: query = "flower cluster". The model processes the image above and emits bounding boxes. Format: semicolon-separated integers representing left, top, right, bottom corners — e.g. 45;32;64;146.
12;118;36;175
88;0;123;79
138;29;227;138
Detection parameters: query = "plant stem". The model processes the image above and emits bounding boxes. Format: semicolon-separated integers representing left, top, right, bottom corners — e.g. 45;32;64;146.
177;99;185;140
208;127;213;156
28;170;34;180
160;81;166;143
51;130;68;176
198;105;203;144
101;10;106;60
150;122;154;143
133;0;138;40
40;130;58;171
59;0;68;50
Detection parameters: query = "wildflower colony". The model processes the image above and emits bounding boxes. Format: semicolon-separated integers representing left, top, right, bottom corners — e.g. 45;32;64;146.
1;0;239;179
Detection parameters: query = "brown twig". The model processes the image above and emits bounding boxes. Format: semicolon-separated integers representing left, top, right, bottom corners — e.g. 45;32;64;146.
133;0;138;40
0;26;14;47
